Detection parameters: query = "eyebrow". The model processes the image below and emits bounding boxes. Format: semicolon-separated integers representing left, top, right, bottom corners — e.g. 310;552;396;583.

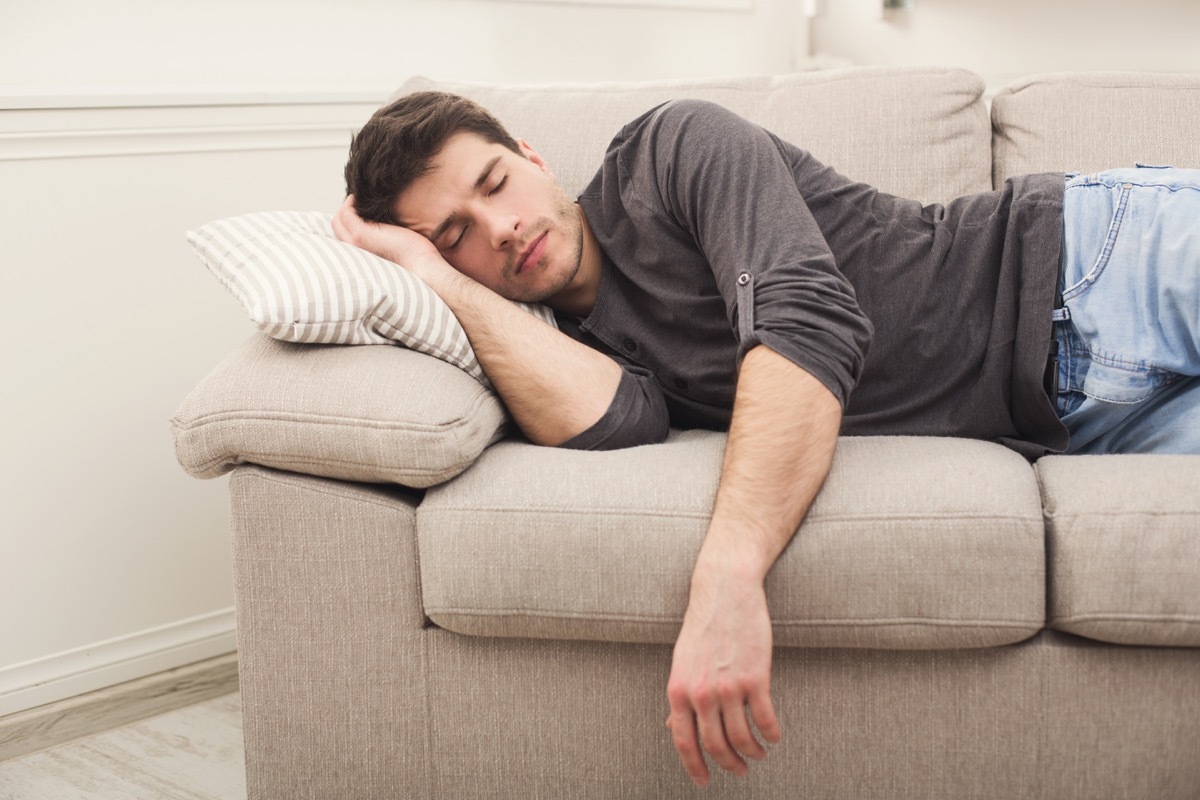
428;155;503;244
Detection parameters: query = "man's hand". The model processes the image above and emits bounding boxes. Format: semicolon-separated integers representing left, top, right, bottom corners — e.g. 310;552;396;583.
331;195;445;280
666;553;781;787
664;345;841;786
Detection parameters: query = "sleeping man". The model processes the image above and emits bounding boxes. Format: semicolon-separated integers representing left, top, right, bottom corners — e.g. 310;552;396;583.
334;90;1200;787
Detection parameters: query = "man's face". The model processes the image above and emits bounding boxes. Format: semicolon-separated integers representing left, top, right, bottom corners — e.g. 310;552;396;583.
393;132;585;304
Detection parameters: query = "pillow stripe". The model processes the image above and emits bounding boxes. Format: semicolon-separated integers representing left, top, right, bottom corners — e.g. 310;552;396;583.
190;223;262;320
270;224;317;340
284;219;335;341
187;210;556;387
223;216;295;328
236;214;300;325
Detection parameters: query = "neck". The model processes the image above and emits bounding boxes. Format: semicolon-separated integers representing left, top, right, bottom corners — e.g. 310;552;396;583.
545;204;602;317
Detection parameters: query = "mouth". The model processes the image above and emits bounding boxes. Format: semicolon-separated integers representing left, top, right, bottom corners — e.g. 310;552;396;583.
515;231;549;276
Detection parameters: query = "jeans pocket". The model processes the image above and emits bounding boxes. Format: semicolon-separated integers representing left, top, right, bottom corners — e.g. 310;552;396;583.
1081;359;1170;405
1062;183;1132;301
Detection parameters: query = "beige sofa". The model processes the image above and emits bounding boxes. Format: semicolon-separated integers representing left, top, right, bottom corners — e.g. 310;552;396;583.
172;67;1200;799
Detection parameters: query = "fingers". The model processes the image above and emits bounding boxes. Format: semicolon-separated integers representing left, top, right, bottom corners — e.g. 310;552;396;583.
669;689;777;785
695;700;749;778
748;687;782;744
720;692;767;763
333;195;380;252
666;706;710;787
331;195;358;243
665;579;780;784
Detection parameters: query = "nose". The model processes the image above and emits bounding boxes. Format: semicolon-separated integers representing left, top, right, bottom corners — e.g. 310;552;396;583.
483;210;521;251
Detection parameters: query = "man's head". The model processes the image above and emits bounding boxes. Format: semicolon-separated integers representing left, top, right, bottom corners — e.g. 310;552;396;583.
345;92;597;310
345;91;522;224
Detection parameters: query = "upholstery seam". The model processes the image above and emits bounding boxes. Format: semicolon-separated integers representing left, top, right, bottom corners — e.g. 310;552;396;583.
1054;613;1200;624
428;608;1039;628
188;453;466;481
1049;511;1200;519
235;468;423;513
171;408;493;433
420;507;1041;523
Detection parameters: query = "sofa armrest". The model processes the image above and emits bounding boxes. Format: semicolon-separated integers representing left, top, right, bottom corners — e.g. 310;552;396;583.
171;334;510;489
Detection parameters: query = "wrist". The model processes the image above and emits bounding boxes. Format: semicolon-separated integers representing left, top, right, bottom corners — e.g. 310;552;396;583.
691;534;773;589
406;255;470;300
685;547;771;621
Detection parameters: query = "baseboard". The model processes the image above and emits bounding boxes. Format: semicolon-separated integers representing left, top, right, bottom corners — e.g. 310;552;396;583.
0;652;239;762
0;608;237;718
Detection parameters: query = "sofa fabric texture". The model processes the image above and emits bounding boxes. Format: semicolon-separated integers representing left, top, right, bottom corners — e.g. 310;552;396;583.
173;66;1200;799
231;464;1200;800
419;434;1045;649
992;71;1200;184
172;334;508;487
1038;455;1200;646
399;66;993;204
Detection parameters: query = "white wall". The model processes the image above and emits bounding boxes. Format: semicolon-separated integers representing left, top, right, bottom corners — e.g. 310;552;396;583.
807;0;1200;90
0;98;384;714
0;0;806;716
0;0;803;88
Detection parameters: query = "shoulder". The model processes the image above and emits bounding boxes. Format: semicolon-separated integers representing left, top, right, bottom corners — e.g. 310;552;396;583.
607;99;759;171
621;98;750;140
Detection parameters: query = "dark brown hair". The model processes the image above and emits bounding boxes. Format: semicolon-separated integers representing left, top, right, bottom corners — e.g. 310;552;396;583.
344;91;522;224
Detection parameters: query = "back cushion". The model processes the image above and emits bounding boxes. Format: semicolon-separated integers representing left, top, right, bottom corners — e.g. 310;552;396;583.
992;71;1200;185
397;66;992;205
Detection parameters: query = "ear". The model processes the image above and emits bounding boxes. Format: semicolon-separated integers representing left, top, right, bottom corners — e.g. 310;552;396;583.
517;138;555;177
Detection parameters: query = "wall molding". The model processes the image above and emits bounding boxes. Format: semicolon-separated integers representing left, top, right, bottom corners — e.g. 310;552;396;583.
0;122;357;162
0;85;390;111
0;608;236;718
0;89;383;162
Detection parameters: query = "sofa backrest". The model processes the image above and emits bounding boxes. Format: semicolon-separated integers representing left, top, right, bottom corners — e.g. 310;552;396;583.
992;71;1200;185
396;66;993;206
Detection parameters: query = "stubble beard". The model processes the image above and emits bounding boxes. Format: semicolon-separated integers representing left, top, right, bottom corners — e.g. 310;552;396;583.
509;189;584;304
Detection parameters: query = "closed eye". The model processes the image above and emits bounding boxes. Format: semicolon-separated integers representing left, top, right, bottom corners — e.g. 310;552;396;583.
445;175;506;250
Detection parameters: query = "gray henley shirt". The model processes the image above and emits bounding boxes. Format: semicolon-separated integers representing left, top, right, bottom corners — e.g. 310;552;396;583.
558;99;1069;459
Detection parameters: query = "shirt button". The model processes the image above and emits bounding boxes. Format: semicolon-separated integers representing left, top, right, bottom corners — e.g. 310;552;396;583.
673;378;688;390
623;338;637;353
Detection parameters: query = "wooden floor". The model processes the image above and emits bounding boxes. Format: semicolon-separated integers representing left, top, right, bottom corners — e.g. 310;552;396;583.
0;692;246;800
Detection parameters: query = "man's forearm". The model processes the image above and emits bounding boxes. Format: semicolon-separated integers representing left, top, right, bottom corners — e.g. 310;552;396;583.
696;344;841;579
667;344;841;786
418;262;622;446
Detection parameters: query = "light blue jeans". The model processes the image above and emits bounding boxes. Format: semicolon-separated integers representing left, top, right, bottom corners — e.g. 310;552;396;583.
1055;165;1200;454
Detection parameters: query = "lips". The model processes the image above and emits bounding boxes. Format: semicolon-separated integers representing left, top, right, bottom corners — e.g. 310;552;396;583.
516;231;548;275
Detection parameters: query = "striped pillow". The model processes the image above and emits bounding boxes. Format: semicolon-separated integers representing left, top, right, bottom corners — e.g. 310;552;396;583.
186;210;556;385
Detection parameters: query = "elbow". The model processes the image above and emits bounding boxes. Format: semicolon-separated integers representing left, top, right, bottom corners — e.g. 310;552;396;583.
555;368;671;451
558;413;669;452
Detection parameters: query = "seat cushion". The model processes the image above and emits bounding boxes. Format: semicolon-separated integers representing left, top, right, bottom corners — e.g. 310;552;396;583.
399;65;992;205
417;433;1046;650
991;71;1200;185
1038;455;1200;647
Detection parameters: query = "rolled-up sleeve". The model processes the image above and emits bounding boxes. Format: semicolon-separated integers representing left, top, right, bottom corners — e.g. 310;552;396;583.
628;99;874;407
558;365;670;450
